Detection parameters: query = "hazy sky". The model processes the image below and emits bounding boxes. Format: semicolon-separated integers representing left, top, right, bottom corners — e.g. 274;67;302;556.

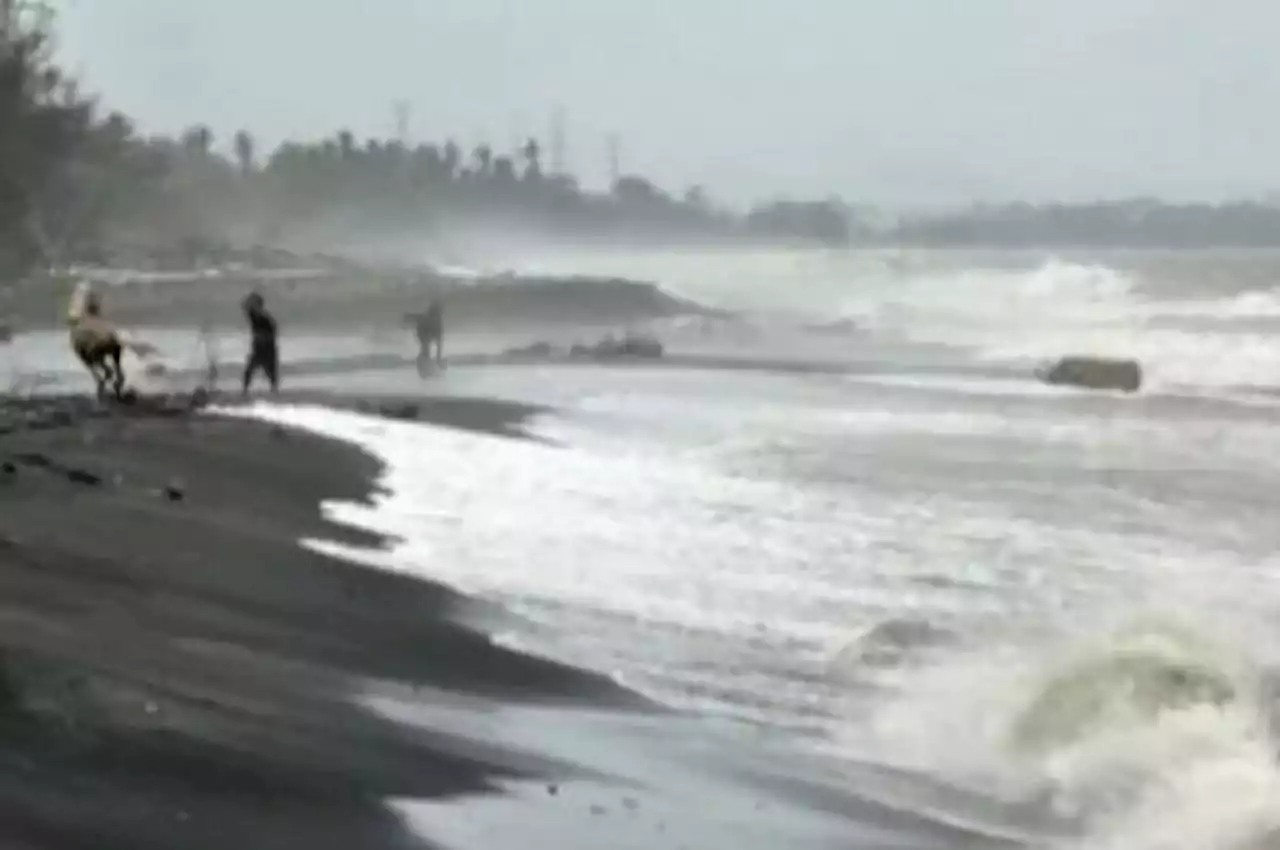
49;0;1280;208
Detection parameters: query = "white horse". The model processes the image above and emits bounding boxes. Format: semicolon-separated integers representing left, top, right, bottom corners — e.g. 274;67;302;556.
66;281;156;399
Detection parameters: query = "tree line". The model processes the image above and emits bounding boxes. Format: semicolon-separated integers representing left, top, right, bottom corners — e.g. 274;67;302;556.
7;4;1280;284
886;199;1280;249
0;5;852;277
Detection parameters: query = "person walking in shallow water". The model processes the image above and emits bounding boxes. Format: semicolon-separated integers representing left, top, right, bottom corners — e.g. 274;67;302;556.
241;291;279;395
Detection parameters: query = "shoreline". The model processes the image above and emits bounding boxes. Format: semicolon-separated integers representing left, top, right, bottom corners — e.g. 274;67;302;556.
0;388;1048;850
0;390;644;848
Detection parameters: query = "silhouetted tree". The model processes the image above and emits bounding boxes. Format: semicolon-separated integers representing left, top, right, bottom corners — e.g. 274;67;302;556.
472;143;492;178
442;139;461;178
181;124;213;158
493;156;517;186
0;3;96;276
522;137;542;182
233;129;256;175
336;129;355;160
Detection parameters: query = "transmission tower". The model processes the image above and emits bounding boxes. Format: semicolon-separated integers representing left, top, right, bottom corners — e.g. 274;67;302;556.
393;100;410;145
607;133;621;187
550;106;566;175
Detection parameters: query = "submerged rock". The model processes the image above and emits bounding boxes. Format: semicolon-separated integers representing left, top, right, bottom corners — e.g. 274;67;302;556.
503;341;560;359
1035;356;1142;393
570;333;664;360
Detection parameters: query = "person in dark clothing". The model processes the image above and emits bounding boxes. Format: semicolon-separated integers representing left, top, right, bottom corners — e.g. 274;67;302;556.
241;291;279;394
409;298;444;376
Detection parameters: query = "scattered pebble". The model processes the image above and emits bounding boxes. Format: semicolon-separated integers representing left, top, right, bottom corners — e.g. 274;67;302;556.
161;483;185;502
546;783;559;796
589;804;607;816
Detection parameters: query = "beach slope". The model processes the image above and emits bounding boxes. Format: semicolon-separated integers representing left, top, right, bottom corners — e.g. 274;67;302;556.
0;393;634;849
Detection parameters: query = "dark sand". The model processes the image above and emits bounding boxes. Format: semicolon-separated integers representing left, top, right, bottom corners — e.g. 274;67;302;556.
0;389;1005;850
0;391;638;849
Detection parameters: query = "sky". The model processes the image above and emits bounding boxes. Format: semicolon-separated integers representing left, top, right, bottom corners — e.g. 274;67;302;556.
46;0;1280;209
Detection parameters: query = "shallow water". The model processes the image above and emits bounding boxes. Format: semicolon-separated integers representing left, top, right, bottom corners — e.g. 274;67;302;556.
93;247;1280;847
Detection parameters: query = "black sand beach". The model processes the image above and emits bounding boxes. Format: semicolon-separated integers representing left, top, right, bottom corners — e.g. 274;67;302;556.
0;391;642;849
0;387;1024;850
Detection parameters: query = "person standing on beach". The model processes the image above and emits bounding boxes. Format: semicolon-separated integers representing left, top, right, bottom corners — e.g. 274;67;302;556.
241;291;279;395
412;297;444;375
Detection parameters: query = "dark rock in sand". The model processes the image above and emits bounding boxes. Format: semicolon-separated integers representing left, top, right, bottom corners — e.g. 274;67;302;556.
13;452;52;469
1036;355;1143;393
64;468;102;487
378;402;419;421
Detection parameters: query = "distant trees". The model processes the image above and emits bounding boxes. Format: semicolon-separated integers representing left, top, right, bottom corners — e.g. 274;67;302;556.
20;6;1280;266
889;200;1280;248
85;126;846;256
0;2;851;269
233;130;256;176
0;2;97;276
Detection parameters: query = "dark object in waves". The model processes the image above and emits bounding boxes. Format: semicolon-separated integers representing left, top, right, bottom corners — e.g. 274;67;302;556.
503;341;559;359
570;333;664;360
1035;355;1143;393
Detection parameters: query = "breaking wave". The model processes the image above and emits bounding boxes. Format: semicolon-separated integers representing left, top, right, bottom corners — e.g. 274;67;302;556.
840;615;1280;850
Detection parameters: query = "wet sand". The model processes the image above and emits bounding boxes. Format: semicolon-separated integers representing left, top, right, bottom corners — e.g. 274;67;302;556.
0;391;637;849
0;388;1006;850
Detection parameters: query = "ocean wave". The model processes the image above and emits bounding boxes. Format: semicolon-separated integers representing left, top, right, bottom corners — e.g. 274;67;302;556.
802;255;1280;397
840;613;1280;850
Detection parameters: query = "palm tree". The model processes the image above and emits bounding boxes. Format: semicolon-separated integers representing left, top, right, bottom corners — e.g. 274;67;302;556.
521;137;542;181
233;129;256;175
472;143;492;178
442;140;461;179
97;111;134;153
336;129;355;160
181;124;213;157
493;156;517;185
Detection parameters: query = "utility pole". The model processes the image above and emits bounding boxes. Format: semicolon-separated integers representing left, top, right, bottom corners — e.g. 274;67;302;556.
549;106;566;175
393;100;410;146
607;133;620;188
